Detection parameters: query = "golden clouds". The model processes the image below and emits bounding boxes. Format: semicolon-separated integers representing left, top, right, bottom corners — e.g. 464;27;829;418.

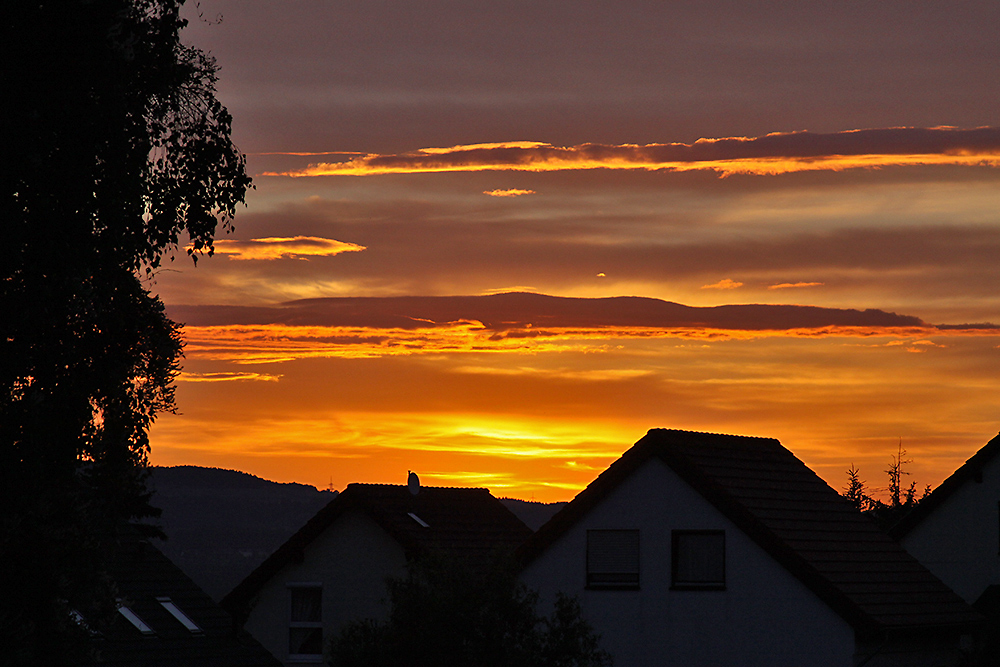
702;279;743;290
206;236;366;260
483;188;536;197
179;322;976;365
177;371;282;382
264;127;1000;177
769;282;824;290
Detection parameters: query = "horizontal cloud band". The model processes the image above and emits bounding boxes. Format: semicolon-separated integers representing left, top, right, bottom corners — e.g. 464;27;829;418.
197;236;366;260
266;127;1000;177
170;292;937;331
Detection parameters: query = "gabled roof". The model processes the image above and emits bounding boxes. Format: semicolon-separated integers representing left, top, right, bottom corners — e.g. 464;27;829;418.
85;537;280;666
222;483;532;616
518;429;983;635
890;432;1000;540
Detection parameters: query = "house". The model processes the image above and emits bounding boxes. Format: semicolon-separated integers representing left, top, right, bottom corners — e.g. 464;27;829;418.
221;481;532;666
890;432;1000;608
518;429;983;667
82;535;280;666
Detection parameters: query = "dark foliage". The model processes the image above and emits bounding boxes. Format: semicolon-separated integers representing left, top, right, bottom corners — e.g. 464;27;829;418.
1;1;250;662
841;445;931;531
328;556;612;667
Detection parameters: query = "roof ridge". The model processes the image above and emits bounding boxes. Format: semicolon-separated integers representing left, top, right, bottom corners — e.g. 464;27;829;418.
649;427;780;442
346;482;491;492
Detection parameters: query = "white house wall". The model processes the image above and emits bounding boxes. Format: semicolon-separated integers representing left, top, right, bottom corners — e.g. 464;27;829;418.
520;457;856;667
243;509;408;666
901;454;1000;605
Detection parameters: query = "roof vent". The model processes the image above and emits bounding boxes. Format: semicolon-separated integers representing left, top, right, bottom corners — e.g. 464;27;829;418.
408;470;420;496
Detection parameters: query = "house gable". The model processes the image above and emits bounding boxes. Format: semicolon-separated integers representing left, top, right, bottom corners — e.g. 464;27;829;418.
241;508;407;665
521;455;856;667
224;483;532;666
519;429;983;666
893;433;1000;604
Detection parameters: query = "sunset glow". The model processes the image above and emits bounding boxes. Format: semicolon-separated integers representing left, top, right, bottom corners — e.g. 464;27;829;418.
153;1;1000;503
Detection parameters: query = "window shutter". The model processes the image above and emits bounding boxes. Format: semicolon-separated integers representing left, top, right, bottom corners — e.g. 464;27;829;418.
587;529;640;588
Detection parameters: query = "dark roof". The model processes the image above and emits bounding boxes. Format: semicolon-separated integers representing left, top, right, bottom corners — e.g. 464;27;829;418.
222;483;532;615
890;432;1000;540
85;538;280;666
518;428;983;635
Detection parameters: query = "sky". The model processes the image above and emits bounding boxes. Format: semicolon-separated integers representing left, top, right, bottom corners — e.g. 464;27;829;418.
148;0;1000;502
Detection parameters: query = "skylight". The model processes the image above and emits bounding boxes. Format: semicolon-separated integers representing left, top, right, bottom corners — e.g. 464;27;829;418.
157;597;203;634
70;609;99;637
407;512;429;528
118;605;155;636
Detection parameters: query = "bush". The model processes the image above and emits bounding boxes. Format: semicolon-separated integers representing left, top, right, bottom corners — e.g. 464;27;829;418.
329;556;612;667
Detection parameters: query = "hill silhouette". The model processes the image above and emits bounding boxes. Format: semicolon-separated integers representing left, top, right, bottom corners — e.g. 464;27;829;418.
148;466;336;600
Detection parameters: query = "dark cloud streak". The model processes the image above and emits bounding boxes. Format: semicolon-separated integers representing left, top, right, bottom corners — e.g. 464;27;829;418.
168;292;929;332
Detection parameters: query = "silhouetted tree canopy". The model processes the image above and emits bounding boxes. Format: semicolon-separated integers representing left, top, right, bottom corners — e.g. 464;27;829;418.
841;445;931;531
1;1;250;662
328;556;613;667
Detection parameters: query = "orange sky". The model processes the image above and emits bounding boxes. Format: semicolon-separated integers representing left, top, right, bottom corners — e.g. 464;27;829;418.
150;1;1000;502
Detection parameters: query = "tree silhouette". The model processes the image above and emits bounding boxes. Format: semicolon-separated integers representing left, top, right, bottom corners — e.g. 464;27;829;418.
1;1;250;662
841;443;932;530
843;464;872;512
329;555;612;667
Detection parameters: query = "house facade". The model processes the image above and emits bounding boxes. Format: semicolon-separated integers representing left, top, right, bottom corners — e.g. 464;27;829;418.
519;429;983;667
892;432;1000;606
222;482;531;666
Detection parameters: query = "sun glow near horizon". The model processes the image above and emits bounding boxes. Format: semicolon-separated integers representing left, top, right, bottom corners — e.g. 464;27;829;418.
152;313;1000;503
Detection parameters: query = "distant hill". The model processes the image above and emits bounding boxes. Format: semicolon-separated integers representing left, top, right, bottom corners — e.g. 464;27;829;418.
499;498;566;531
148;466;335;600
146;466;567;600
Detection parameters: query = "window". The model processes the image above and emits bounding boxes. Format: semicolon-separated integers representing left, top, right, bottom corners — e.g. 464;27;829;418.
118;604;155;636
671;530;725;590
288;584;323;661
157;597;202;634
586;529;640;589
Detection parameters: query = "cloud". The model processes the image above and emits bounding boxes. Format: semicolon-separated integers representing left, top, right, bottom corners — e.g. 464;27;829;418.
701;279;743;290
206;236;366;260
265;127;1000;177
168;293;931;332
161;293;983;364
177;371;282;382
484;188;536;197
768;282;824;290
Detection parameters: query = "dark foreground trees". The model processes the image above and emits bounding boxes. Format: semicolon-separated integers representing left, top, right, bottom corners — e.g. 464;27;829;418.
841;443;931;530
1;1;250;662
329;556;612;667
